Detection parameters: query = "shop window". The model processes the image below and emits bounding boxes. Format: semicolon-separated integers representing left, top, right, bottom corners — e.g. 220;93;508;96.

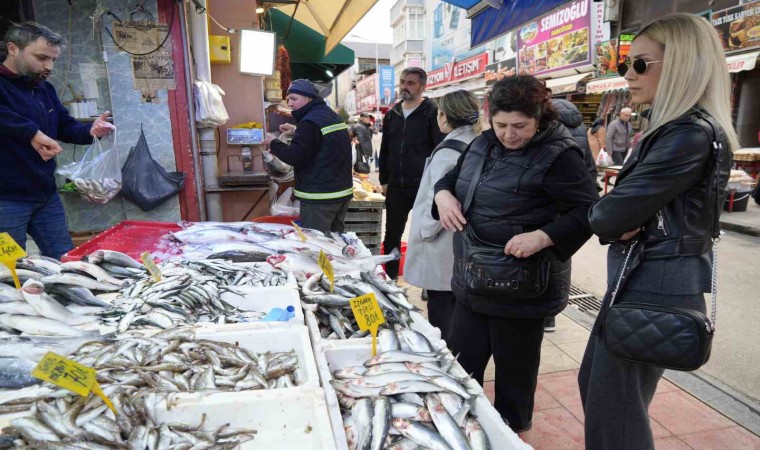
407;8;424;40
0;0;35;57
393;22;405;46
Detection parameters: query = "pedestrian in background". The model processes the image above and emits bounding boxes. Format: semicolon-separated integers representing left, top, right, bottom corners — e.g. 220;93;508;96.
606;107;633;165
588;117;606;162
379;67;445;279
580;14;735;450
352;112;374;168
0;22;114;260
404;90;481;341
434;76;598;433
263;79;353;233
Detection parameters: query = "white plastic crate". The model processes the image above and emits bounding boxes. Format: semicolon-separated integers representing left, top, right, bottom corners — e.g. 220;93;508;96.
316;342;532;450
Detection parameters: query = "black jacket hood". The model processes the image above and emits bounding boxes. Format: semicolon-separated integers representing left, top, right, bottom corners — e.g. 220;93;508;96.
551;99;583;129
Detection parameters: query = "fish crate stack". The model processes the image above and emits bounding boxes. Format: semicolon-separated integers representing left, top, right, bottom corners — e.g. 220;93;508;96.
344;200;385;255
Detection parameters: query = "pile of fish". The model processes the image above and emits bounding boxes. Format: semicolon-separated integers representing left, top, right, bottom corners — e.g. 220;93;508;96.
2;394;256;449
71;328;302;393
73;177;122;204
331;328;489;450
0;279;102;338
103;260;289;333
300;272;418;340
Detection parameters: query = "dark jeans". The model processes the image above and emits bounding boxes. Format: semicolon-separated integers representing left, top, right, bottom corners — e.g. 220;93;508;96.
299;199;351;233
426;290;455;342
0;193;73;260
447;300;545;432
382;186;417;279
612;150;627;166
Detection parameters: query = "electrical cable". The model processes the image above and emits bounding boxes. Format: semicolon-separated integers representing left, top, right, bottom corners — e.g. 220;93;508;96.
102;0;176;56
208;14;233;33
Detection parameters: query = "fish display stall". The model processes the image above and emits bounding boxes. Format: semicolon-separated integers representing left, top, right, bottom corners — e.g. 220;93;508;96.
0;220;529;449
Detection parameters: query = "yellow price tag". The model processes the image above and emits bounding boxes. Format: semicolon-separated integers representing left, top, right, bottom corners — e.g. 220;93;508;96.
291;221;307;242
141;252;162;282
349;293;386;356
32;352;116;414
317;250;334;292
0;232;27;289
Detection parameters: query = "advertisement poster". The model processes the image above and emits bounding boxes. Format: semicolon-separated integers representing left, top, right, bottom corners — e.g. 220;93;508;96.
378;66;396;107
712;2;760;53
356;75;377;113
595;34;632;78
426;53;489;89
431;2;486;70
516;0;592;76
485;31;517;86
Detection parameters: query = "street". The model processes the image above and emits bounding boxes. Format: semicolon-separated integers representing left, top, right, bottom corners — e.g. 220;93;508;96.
571;230;760;404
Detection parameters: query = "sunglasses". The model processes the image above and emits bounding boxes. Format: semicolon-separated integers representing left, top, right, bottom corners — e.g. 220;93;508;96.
618;58;662;76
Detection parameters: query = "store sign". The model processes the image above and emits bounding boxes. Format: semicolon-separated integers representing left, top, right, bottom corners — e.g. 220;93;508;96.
595;34;632;78
378;66;396;107
726;51;760;72
586;76;628;94
432;3;487;70
356;74;377;113
426;53;489;89
484;60;517;86
517;0;592;76
712;2;760;54
484;31;517;86
344;90;357;116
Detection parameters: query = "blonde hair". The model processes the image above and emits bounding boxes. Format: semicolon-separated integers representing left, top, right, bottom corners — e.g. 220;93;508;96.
637;14;739;152
436;90;483;134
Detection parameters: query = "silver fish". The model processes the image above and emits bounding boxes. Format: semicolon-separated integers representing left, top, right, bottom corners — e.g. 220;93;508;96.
0;357;39;388
392;418;453;450
89;249;144;269
371;396;391;450
0;314;96;337
40;273;123;291
426;393;472;450
353;397;373;450
465;417;490;450
61;261;125;285
390;402;432;422
21;279;94;325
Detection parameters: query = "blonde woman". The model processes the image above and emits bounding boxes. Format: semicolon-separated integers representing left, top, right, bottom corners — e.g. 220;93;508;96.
404;90;480;340
580;14;735;449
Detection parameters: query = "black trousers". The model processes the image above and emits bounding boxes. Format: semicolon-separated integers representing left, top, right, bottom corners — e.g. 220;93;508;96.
382;186;417;279
447;300;545;432
612;150;627;165
426;290;456;343
299;199;351;233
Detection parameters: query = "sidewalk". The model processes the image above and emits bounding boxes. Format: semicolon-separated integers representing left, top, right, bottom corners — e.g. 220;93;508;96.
400;279;760;450
720;200;760;237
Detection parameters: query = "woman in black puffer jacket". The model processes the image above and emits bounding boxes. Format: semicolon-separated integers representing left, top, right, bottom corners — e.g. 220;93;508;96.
433;75;599;433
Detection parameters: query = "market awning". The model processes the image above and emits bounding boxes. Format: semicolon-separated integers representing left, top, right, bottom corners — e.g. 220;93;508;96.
546;73;592;95
726;51;760;73
273;0;378;55
263;10;355;83
586;77;629;94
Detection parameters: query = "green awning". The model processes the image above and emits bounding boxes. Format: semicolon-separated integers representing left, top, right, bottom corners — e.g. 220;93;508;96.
263;10;354;83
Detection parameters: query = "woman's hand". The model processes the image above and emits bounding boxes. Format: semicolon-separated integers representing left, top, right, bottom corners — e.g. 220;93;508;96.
434;190;466;232
618;228;641;241
505;230;554;258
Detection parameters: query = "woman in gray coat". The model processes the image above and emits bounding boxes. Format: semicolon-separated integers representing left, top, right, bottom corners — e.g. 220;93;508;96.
404;90;481;341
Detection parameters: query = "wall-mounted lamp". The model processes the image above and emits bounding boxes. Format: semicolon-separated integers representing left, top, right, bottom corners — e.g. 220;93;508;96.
239;29;276;76
256;7;265;14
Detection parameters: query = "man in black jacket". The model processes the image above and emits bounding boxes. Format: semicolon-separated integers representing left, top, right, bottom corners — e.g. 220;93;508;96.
379;67;445;279
263;79;353;232
551;99;600;191
352;112;374;166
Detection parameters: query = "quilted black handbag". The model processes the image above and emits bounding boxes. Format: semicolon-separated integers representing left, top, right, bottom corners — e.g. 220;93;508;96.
603;116;723;372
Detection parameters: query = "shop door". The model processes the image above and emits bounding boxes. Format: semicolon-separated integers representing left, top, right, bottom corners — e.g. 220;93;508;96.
737;69;760;147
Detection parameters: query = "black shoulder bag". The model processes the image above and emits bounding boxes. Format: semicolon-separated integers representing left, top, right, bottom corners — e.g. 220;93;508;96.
459;149;551;298
603;117;722;371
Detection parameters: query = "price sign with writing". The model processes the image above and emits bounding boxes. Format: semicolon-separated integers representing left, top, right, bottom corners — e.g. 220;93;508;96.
32;352;116;413
317;250;334;292
291;221;308;242
141;252;162;282
0;232;26;289
350;293;386;355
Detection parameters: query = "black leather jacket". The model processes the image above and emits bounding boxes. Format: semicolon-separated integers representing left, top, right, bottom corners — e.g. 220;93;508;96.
589;109;732;259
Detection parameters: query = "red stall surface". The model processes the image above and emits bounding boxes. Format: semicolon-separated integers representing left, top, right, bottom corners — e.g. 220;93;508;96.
61;220;182;263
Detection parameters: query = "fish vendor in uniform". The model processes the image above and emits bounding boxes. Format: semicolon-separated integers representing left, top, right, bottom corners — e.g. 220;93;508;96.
0;22;114;260
263;79;353;233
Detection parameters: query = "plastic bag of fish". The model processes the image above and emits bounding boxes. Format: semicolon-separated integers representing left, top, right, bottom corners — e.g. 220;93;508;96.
56;133;122;205
329;328;490;450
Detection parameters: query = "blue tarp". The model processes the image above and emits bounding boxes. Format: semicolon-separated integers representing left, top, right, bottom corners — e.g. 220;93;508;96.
440;0;480;8
470;0;573;47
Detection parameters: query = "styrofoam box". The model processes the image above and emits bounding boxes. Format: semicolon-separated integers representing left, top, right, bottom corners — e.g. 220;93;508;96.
149;387;337;449
193;325;320;388
217;285;304;327
315;342;533;450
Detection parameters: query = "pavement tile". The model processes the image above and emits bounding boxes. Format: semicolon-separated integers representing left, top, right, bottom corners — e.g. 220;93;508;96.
539;372;583;406
539;369;580;380
679;426;760;450
557;341;589;364
649;391;735;436
565;402;586;423
544;321;591;345
539;344;581;374
519;407;585;450
535;383;563;411
656;378;680;394
653;436;693;449
562;403;672;439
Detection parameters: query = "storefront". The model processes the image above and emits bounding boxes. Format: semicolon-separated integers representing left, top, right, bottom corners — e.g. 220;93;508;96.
424;52;490;99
